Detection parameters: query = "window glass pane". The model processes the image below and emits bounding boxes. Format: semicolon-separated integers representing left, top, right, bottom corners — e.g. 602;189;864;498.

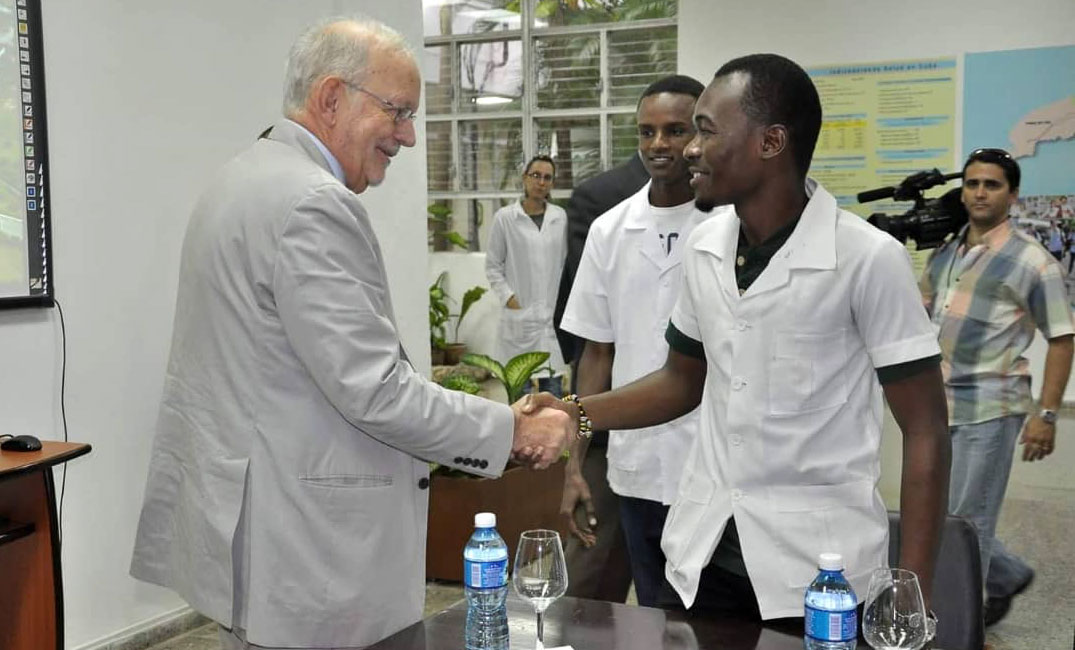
532;0;677;28
534;116;601;187
608;26;677;106
471;197;514;252
423;0;520;38
429;198;512;252
426;122;452;192
459;119;524;191
459;39;523;113
423;45;453;115
428;198;455;252
607;113;638;168
533;34;599;110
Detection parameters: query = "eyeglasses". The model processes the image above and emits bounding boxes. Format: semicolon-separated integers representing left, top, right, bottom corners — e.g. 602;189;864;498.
343;82;417;124
526;171;554;183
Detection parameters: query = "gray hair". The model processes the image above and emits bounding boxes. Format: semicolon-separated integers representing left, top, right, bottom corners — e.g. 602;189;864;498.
282;17;414;117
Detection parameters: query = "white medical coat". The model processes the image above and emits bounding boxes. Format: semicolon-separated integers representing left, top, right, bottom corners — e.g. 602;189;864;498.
561;183;710;504
485;200;567;368
662;180;939;618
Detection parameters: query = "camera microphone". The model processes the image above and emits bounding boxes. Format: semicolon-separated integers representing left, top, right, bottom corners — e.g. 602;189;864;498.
856;186;896;203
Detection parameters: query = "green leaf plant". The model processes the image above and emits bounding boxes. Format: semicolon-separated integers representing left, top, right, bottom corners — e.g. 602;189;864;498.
454;285;488;343
430;272;489;350
429;272;451;351
462;351;551;403
427;203;470;251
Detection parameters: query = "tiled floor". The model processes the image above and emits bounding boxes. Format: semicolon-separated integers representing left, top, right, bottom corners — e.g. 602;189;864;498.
146;412;1075;650
145;584;467;650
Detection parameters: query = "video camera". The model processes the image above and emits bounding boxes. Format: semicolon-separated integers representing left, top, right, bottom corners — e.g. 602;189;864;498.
859;169;966;249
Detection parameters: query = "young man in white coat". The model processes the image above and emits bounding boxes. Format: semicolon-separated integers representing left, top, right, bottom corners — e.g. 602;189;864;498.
544;54;950;621
129;19;570;650
560;74;709;606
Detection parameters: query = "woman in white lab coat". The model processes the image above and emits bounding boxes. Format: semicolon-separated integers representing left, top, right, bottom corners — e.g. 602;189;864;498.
485;155;567;370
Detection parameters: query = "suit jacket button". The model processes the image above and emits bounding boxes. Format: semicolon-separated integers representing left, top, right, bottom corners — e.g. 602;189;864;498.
479;460;488;469
463;458;473;466
454;457;464;464
417;477;430;490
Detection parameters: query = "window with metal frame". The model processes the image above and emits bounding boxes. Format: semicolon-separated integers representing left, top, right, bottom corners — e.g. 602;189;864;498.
422;0;677;252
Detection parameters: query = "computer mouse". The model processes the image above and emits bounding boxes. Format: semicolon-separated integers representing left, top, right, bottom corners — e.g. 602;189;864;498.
1;435;43;452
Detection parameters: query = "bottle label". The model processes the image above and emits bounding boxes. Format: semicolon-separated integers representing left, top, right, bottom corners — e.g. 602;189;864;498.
805;605;856;642
464;558;507;589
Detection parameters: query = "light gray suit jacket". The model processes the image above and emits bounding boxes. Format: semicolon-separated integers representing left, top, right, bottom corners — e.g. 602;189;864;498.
130;119;513;647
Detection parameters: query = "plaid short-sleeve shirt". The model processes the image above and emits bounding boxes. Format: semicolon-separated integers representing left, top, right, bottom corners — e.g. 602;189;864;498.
920;220;1075;425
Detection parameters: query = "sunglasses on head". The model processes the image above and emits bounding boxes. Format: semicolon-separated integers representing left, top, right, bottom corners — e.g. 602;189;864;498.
967;148;1013;163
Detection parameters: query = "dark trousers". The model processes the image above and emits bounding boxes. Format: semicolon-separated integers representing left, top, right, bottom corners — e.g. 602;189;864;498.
655;562;763;620
563;442;632;601
618;495;672;607
654;562;865;642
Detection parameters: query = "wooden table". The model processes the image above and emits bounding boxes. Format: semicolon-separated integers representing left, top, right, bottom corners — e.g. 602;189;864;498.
368;595;809;650
0;441;91;650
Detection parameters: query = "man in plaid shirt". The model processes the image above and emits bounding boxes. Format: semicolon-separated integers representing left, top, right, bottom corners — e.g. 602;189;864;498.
920;148;1074;626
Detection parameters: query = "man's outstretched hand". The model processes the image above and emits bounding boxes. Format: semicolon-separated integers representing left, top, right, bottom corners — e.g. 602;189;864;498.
510;393;574;470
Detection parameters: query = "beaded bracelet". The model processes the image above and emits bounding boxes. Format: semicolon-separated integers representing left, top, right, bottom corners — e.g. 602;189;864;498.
561;394;593;440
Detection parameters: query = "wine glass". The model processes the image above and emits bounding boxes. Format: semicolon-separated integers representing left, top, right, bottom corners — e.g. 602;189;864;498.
862;568;934;650
513;529;568;650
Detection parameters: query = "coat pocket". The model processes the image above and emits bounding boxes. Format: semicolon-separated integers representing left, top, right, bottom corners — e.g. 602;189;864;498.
298;474;393;488
768;481;878;588
500;306;537;340
768;329;850;416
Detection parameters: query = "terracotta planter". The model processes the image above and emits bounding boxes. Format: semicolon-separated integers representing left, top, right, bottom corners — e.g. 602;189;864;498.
426;461;567;582
443;343;467;366
431;346;446;366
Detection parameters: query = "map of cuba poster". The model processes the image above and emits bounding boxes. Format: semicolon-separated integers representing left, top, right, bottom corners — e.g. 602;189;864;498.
965;45;1075;298
964;45;1075;199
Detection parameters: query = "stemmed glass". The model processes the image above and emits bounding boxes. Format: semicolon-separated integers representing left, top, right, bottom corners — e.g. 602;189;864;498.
862;568;936;650
513;529;568;650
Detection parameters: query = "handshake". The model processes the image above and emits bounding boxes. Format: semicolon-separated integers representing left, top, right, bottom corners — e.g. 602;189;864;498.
509;393;578;470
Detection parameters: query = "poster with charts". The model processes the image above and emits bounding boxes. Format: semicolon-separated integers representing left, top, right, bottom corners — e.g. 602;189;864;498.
806;58;958;219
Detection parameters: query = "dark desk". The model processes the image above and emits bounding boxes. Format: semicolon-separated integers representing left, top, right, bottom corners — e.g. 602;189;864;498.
368;595;806;650
0;441;92;650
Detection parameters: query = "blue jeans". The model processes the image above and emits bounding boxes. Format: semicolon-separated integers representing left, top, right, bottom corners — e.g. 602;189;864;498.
949;414;1035;598
618;495;672;607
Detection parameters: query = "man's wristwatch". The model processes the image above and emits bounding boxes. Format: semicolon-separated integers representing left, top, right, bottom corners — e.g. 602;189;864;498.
1038;408;1058;425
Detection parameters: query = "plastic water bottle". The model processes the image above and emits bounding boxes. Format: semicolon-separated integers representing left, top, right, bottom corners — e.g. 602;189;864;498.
804;552;858;650
463;512;509;650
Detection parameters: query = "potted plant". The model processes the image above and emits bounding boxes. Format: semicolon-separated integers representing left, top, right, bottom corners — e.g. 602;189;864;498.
445;285;488;365
429;271;488;366
429;272;450;366
426;350;567;581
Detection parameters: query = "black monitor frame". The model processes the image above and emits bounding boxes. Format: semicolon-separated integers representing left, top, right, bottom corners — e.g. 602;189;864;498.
0;0;53;310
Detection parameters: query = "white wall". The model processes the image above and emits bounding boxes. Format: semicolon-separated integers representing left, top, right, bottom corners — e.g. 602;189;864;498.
0;1;427;647
679;0;1075;85
679;0;1075;402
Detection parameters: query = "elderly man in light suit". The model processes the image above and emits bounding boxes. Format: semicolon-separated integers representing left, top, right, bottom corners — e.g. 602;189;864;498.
130;18;571;650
